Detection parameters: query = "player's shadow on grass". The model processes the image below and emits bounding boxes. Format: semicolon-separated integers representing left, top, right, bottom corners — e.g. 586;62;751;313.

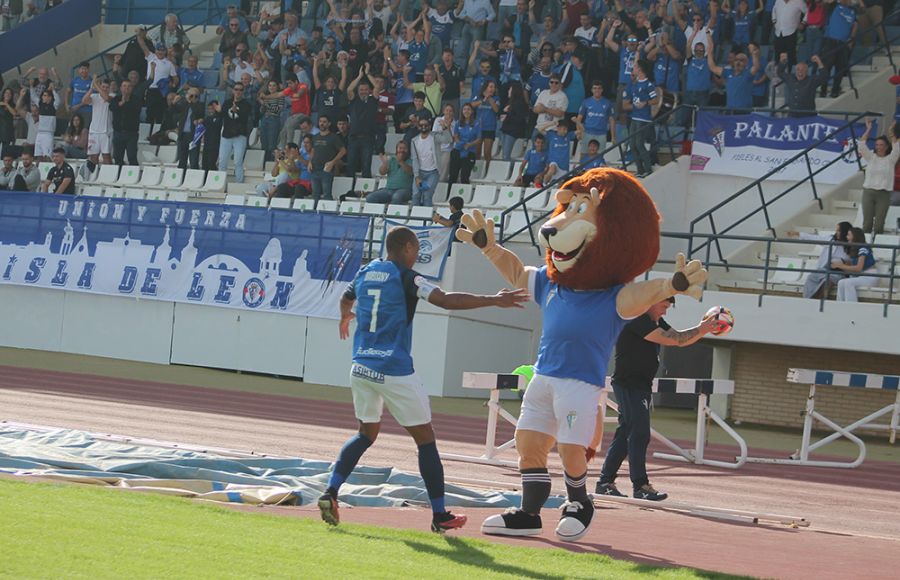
401;536;567;580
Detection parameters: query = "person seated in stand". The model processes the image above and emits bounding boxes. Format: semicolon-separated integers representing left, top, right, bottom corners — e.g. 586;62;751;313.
255;142;302;199
514;134;548;187
786;221;851;299
367;141;414;204
40;147;75;195
833;227;879;302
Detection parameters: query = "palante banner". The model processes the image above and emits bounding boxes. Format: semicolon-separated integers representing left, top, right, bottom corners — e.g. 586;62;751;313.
690;112;866;184
0;192;370;319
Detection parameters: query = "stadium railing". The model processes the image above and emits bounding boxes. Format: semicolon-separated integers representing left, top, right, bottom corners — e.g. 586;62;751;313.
497;103;697;247
687;110;882;265
661;231;899;316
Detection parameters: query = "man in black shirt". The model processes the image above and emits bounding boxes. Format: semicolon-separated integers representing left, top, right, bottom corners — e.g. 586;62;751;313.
593;298;716;501
777;52;818;118
202;101;223;171
216;83;253;183
109;79;143;166
435;48;464;113
346;72;378;178
41;148;76;195
310;114;346;201
173;89;205;169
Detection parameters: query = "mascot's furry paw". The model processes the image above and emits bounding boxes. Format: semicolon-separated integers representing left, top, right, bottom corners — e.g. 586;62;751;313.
456;209;497;250
671;252;709;300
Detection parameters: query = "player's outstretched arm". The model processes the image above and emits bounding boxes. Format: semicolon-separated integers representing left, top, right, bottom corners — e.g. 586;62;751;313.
616;253;708;319
427;288;530;311
456;209;533;289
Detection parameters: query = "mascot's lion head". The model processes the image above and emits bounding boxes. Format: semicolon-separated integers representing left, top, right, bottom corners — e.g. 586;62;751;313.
539;168;660;291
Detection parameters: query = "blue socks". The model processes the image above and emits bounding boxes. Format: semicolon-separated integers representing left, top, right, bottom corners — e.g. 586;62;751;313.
417;441;446;514
327;433;373;492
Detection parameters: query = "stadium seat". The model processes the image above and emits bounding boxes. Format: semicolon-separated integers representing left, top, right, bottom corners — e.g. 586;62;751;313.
146;190;168;201
293;198;315;212
81;185;103;197
408;206;432;223
156;146;178;165
202;69;220;89
523;188;548;209
269;198;292;209
385;133;403;153
182;169;207;191
496;185;523;207
505;210;536;240
95;165;121;185
332;176;355;198
386;204;410;219
248;127;260;149
355;177;378;196
769;256;805;284
445;183;474;203
139;165;163;187
470;185;498;207
473;161;511;184
362;202;386;215
244;149;265;171
317;200;339;213
116;166;141;186
138;123;152;143
202;171;227;192
168;191;188;202
340;199;363;214
104;187;125;198
160;168;185;189
38;162;54;181
246;196;267;208
224;194;246;206
370;156;381;177
469;160;487;181
138;144;159;163
124;188;145;200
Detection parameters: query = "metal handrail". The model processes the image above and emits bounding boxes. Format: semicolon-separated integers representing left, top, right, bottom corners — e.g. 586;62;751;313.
660;230;899;317
687;110;883;263
75;0;226;80
497;103;697;246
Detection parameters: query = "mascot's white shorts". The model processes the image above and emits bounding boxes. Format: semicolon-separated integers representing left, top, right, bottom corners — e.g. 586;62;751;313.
517;374;602;447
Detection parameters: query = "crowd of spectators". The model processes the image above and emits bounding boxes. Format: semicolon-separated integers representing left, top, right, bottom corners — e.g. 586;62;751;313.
0;0;896;202
0;0;65;33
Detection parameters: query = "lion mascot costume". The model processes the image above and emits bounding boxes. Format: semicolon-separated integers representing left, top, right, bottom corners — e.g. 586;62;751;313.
456;167;707;542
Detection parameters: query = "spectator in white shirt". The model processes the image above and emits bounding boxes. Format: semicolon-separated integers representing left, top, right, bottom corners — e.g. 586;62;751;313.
454;0;497;68
857;119;900;235
772;0;808;66
83;76;113;166
137;28;177;131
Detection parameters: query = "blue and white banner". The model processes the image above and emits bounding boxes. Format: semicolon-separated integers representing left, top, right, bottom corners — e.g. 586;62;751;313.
0;192;370;319
381;220;454;280
690;112;867;184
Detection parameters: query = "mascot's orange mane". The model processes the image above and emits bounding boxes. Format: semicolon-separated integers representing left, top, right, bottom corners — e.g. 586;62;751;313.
547;169;661;291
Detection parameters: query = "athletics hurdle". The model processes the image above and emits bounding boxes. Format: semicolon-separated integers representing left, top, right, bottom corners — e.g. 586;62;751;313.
745;368;900;469
443;373;747;469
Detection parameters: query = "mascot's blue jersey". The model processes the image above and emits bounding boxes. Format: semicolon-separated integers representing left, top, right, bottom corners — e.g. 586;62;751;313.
344;259;429;376
529;266;628;386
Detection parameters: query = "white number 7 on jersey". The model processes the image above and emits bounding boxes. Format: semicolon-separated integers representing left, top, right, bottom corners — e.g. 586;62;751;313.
367;289;381;332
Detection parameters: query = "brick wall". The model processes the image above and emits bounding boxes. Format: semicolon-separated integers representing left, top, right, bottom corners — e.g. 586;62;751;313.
731;343;900;431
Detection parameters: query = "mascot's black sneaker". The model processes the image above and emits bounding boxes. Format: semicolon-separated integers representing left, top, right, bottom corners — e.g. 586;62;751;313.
318;490;340;526
431;511;468;533
634;484;668;501
595;482;626;497
481;508;543;536
555;500;594;542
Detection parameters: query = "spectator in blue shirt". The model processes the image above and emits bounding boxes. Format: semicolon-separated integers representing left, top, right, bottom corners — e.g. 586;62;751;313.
817;0;856;98
731;0;755;49
538;120;576;185
580;139;607;169
748;42;769;107
449;102;482;185
575;80;616;158
706;32;760;112
515;134;548;186
469;79;500;172
407;27;431;81
648;32;683;95
526;55;552;107
605;22;648;120
218;5;249;33
67;62;93;124
179;55;205;93
683;40;713;111
427;1;457;54
833;227;879;302
623;59;659;177
468;53;498;100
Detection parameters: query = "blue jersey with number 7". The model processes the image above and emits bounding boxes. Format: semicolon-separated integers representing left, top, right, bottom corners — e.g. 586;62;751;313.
343;259;434;376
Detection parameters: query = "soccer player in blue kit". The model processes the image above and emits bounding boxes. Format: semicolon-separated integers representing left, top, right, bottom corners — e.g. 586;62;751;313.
319;226;529;532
